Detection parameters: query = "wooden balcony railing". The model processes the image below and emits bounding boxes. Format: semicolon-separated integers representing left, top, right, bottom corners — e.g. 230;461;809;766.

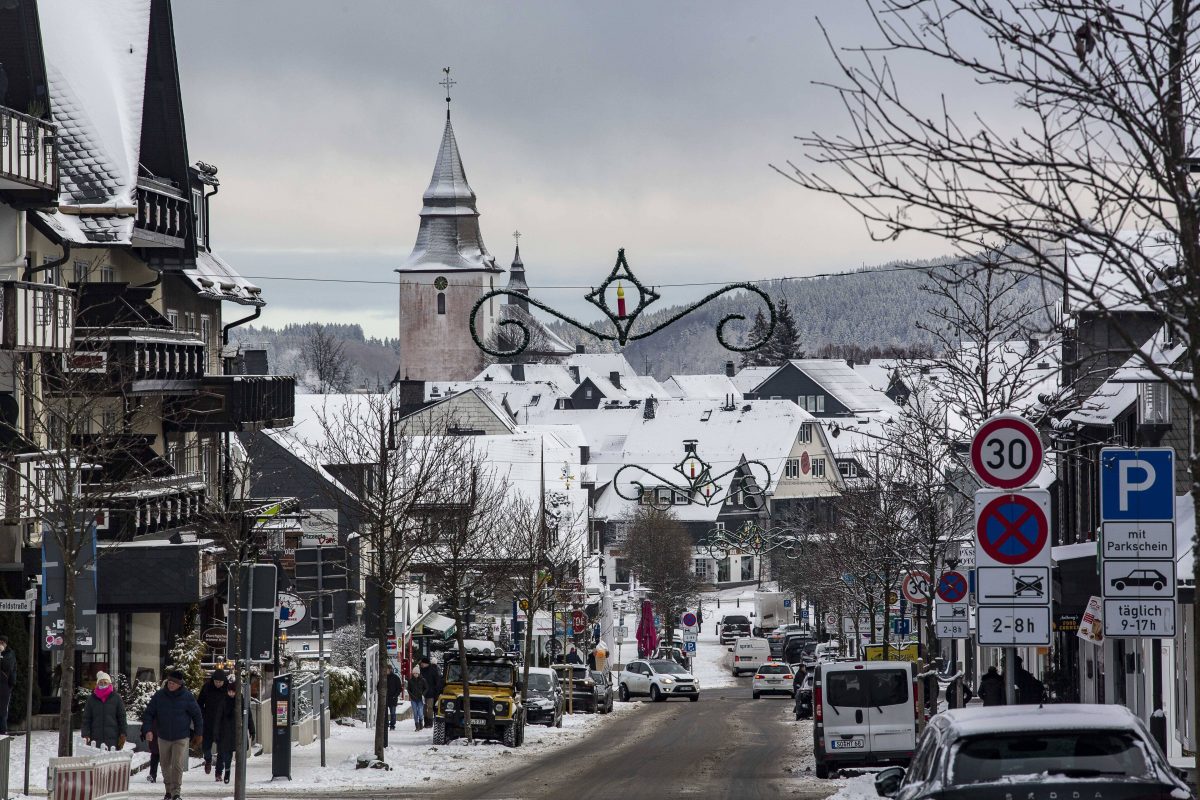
64;327;205;395
133;177;189;247
165;374;296;432
0;106;56;191
0;282;73;351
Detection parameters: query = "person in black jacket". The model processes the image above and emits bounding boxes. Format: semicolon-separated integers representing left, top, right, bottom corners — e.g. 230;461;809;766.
141;669;203;800
81;671;127;750
213;681;253;785
0;634;15;735
978;666;1006;706
418;657;440;730
405;669;427;731
195;668;228;774
385;666;402;730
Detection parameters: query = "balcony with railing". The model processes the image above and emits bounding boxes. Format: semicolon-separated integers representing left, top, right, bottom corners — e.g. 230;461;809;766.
61;327;205;395
0;106;56;192
0;281;73;351
165;374;296;432
132;176;189;248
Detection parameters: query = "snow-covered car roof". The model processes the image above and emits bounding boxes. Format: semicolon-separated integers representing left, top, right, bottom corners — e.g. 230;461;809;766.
936;703;1145;738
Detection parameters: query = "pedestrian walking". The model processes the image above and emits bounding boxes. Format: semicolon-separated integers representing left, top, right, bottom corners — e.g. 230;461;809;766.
978;666;1006;706
565;647;583;665
1013;656;1045;704
406;668;427;731
141;715;160;785
385;666;402;730
81;671;127;750
141;668;203;800
213;680;253;785
418;657;440;730
0;634;14;734
195;668;228;774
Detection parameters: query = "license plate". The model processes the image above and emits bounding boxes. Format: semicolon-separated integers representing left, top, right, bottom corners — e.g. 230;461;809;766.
830;738;864;749
469;719;487;726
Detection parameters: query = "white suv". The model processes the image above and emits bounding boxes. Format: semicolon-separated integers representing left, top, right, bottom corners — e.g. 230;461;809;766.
617;658;700;702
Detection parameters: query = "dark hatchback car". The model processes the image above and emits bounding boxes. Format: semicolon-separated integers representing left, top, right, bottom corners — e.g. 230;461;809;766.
875;705;1193;800
553;664;602;713
719;614;753;644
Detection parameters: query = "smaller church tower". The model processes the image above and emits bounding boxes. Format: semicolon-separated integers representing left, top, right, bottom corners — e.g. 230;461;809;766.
394;83;502;382
506;239;529;312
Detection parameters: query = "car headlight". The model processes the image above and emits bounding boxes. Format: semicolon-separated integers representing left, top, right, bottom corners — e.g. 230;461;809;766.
494;701;507;715
660;677;675;684
444;701;456;712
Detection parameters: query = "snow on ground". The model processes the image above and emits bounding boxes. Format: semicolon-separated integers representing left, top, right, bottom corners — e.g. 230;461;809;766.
8;701;644;799
6;733;152;799
821;772;879;800
693;592;742;689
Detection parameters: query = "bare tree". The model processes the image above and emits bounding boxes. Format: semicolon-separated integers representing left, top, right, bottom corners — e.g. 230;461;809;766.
301;324;354;393
417;446;511;745
623;506;702;650
781;2;1200;765
308;396;472;762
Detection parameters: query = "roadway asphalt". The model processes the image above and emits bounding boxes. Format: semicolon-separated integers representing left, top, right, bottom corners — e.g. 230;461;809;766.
433;682;838;800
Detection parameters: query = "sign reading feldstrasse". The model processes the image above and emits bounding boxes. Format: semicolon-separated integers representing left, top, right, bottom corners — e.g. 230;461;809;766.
0;598;33;612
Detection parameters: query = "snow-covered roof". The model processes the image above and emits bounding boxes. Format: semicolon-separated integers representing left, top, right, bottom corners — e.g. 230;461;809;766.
663;374;743;401
566;353;637;378
263;393;384;496
1063;331;1182;428
498;305;573;356
730;366;775;394
851;362;894;395
1063;231;1176;315
784;359;896;413
939;703;1145;737
176;251;265;306
396;118;499;274
40;0;151;239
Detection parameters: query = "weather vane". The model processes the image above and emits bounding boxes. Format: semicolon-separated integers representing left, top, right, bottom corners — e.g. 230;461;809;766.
513;230;522;246
469;248;776;357
440;67;457;118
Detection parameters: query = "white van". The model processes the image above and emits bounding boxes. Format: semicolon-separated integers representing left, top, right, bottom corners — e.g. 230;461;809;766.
727;637;771;677
812;660;917;779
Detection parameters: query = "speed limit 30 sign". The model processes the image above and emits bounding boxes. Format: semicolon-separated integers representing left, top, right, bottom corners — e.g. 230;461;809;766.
901;570;932;604
970;414;1043;489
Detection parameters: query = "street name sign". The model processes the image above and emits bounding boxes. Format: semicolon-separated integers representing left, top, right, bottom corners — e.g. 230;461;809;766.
0;598;32;612
1100;447;1176;637
970;414;1044;490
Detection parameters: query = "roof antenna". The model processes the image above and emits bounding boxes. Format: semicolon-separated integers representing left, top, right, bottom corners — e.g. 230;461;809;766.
440;66;456;120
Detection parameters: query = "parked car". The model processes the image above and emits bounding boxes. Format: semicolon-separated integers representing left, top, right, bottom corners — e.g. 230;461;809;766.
768;624;808;656
718;614;753;644
726;636;772;677
522;667;563;728
783;636;818;666
552;664;601;713
618;658;700;702
752;662;794;699
590;670;615;714
652;645;690;669
813;660;917;779
794;672;813;719
874;704;1194;800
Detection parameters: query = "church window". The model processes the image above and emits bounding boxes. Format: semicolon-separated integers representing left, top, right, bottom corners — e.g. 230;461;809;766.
437;292;446;315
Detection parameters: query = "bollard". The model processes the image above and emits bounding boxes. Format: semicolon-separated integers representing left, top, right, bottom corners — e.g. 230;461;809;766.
0;735;9;800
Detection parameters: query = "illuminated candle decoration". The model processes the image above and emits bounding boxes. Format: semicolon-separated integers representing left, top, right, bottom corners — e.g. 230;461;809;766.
616;282;627;318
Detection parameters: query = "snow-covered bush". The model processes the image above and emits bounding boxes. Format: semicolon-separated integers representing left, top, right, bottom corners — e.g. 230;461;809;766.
331;623;368;673
124;679;159;720
327;665;364;718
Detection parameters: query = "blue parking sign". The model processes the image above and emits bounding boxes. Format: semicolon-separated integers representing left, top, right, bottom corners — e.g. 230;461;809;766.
1101;448;1175;521
800;609;809;619
684;641;697;653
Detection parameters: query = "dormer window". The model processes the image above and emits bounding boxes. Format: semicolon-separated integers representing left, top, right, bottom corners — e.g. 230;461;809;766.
798;423;813;443
1138;381;1169;425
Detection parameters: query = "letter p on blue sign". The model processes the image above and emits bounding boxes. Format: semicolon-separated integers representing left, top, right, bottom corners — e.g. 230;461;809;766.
1101;448;1175;521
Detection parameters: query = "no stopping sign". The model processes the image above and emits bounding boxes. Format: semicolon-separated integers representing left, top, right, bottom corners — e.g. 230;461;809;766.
970;414;1043;489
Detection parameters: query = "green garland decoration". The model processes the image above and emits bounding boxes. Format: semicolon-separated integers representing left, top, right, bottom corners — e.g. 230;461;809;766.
611;441;771;509
469;248;777;358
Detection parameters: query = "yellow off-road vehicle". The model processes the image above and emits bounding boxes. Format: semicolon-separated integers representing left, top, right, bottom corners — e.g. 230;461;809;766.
433;647;525;747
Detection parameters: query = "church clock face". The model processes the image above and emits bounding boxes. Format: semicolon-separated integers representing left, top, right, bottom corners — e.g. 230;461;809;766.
434;276;448;291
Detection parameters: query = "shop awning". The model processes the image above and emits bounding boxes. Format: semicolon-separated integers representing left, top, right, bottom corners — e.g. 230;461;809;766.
411;610;456;639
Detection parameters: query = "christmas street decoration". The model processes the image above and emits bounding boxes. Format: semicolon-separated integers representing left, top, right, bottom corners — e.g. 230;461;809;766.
469;248;776;357
612;440;771;509
702;522;807;561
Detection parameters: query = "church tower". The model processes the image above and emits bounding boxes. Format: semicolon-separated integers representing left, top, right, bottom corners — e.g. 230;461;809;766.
394;105;501;381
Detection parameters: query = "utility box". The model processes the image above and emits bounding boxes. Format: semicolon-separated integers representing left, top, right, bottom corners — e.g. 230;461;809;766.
271;673;293;779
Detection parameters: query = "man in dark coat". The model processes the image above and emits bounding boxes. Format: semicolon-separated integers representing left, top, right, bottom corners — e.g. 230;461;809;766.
1013;656;1045;704
385;666;402;730
142;669;203;800
195;668;228;773
0;634;15;735
213;681;253;785
418;657;441;730
978;666;1006;706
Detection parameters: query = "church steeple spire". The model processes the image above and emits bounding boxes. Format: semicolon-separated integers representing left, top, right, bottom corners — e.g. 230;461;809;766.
506;230;529;311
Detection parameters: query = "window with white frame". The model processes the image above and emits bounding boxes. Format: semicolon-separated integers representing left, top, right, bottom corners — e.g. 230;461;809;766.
798;423;813;443
100;266;114;282
184;312;197;333
785;458;800;479
811;457;826;478
838;460;858;478
1139;382;1170;425
73;260;90;284
693;558;710;579
167;310;179;330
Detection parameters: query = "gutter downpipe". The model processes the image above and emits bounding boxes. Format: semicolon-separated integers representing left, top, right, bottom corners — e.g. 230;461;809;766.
24;240;71;282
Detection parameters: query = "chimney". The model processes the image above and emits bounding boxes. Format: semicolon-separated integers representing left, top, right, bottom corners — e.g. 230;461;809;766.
1028;337;1040;355
579;445;590;465
568;366;580;384
511;363;525;381
575;344;585;354
643;397;657;419
242;349;269;376
725;360;735;378
846;358;855;369
610;370;621;389
398;379;426;415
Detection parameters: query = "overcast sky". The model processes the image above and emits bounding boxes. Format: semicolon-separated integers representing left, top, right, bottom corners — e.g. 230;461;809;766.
172;2;960;339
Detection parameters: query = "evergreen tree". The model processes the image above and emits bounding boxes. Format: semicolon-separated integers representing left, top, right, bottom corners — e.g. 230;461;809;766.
762;297;802;365
740;309;771;368
165;627;208;694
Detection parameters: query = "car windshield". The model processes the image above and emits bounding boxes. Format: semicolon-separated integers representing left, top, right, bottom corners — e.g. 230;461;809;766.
825;669;909;708
723;616;750;625
525;673;554;692
649;660;689;675
758;664;792;674
444;662;514;685
951;731;1151;784
590;671;607;684
557;666;589;681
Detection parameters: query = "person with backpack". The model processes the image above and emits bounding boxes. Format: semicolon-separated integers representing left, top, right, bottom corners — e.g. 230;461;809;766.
0;634;15;734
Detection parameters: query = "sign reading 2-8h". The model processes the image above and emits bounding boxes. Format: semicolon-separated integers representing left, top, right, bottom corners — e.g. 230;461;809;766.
1100;448;1176;638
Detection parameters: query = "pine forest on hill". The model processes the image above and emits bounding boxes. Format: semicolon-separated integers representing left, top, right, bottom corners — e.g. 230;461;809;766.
234;260;1055;387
